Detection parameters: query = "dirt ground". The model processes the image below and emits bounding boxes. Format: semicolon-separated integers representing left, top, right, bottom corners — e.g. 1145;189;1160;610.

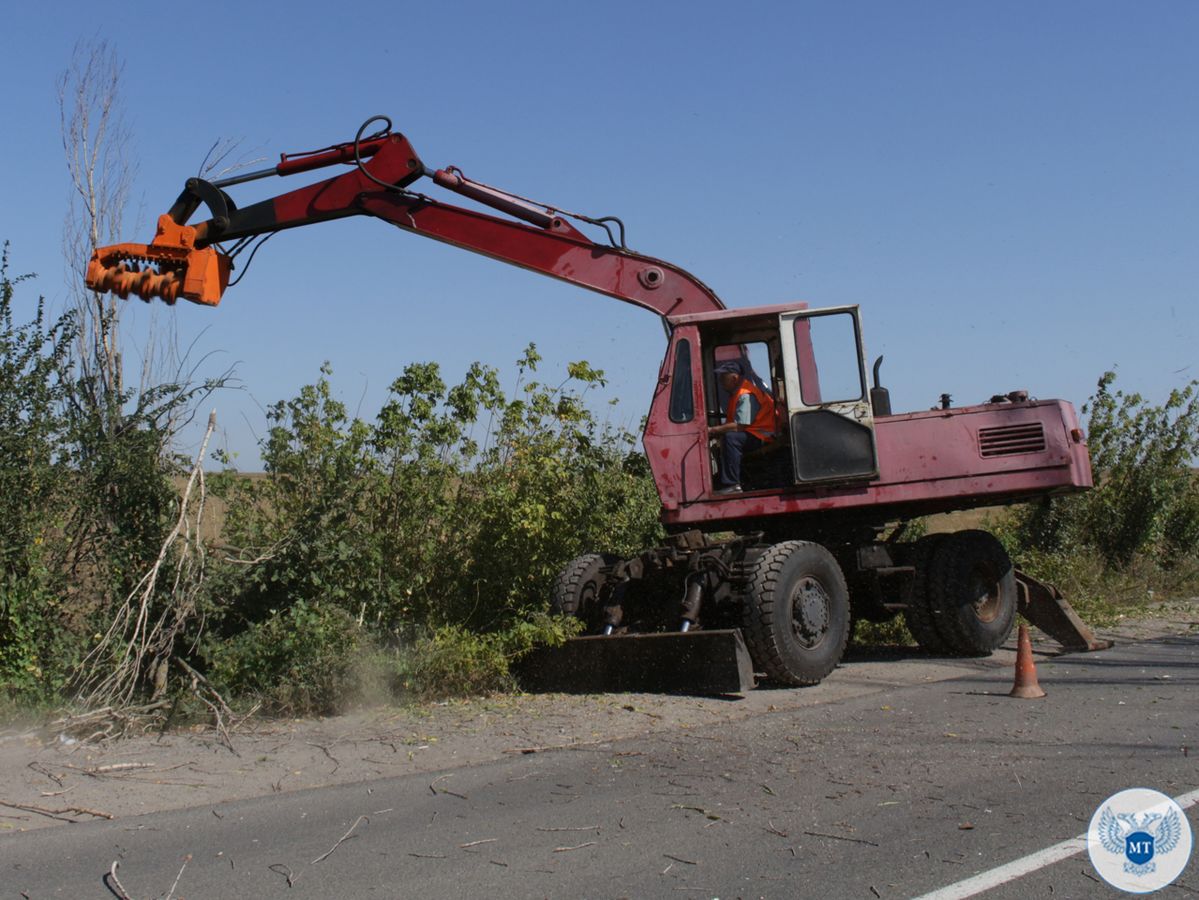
2;601;1196;835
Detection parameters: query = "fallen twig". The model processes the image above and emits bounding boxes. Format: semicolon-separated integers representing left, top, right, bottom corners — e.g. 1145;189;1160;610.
802;830;879;847
312;815;368;864
536;825;599;832
429;774;467;799
268;863;298;888
459;838;497;848
554;841;597;852
672;804;721;820
28;761;64;787
105;861;134;900
307;741;342;774
175;656;240;756
72;805;115;820
51;703;170;745
0;800;112;822
92;763;156;775
663;854;698;865
165;854;191;900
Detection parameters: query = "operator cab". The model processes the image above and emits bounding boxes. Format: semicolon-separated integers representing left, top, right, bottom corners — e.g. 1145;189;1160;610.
650;303;880;501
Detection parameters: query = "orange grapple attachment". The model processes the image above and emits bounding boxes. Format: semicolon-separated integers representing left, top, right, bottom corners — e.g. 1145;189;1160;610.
85;215;231;307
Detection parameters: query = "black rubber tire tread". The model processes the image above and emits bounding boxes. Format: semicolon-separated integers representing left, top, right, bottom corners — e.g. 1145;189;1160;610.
741;540;851;686
928;530;1018;656
901;534;954;654
549;553;614;629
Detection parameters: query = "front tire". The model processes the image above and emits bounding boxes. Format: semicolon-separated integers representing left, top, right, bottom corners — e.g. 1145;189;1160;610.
741;541;850;686
550;553;615;631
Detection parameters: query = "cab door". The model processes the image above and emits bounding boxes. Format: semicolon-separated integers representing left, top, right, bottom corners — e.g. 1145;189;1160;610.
778;306;879;483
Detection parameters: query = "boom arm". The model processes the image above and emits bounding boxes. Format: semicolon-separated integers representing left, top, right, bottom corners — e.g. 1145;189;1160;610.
85;118;726;319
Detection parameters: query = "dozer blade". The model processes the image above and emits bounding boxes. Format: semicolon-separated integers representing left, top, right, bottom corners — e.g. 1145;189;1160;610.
85;215;231;307
516;629;756;695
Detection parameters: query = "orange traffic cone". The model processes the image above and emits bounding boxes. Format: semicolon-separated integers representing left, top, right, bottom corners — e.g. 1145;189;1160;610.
1009;623;1046;699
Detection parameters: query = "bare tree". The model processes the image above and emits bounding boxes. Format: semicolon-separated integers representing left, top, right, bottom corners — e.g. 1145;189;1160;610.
58;38;136;412
55;41;237;716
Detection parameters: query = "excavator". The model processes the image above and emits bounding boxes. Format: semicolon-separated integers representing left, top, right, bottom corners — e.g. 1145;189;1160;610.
86;116;1109;693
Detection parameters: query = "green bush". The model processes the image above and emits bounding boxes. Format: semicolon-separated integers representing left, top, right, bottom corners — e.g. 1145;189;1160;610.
999;370;1199;610
458;350;663;621
205;601;364;715
0;243;225;706
207;346;661;710
397;612;580;700
0;574;74;700
0;246;79;698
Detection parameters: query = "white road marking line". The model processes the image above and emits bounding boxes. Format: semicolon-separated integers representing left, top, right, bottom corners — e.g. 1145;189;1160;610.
913;786;1199;900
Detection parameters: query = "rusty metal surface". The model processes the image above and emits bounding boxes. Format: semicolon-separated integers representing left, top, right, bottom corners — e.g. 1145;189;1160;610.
516;629;755;695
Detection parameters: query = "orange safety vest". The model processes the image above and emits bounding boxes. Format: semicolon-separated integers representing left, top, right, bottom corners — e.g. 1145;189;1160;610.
725;379;777;441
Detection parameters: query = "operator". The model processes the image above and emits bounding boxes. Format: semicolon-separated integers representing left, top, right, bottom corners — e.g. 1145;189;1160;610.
710;360;777;493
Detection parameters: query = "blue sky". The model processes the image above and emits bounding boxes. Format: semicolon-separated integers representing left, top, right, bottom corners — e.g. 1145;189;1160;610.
2;1;1196;467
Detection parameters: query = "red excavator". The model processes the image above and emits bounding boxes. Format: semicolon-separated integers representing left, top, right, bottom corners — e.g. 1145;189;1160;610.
86;116;1108;693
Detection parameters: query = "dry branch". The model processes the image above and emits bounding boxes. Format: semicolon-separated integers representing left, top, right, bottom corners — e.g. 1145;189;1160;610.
75;413;217;712
105;860;134;900
0;800;112;822
268;863;298;888
165;854;191;900
312;815;369;864
663;854;698;865
803;830;879;847
429;774;467;799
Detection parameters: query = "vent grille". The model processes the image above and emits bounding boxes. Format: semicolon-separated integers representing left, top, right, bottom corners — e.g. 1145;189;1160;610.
978;422;1046;457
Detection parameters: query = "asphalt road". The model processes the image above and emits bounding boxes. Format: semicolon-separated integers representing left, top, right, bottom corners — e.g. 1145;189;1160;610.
4;633;1197;899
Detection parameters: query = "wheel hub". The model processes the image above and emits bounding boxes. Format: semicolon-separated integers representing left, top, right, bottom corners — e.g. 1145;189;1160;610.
969;563;1001;623
792;577;830;648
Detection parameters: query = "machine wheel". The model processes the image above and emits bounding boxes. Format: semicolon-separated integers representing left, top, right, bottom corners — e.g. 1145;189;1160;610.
741;541;850;686
550;553;615;629
927;530;1017;655
902;534;953;654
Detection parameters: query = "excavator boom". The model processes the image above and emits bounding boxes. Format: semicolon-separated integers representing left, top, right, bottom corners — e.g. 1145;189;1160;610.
85;117;725;319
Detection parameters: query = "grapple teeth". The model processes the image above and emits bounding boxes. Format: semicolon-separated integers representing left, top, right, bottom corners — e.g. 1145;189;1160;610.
84;215;230;307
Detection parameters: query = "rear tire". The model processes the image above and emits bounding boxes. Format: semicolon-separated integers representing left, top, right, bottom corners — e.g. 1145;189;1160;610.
902;534;953;654
927;530;1017;655
741;541;850;686
550;553;615;631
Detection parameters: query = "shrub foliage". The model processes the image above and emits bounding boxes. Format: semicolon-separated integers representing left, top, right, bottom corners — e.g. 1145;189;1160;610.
5;232;1196;712
0;246;222;705
999;370;1199;618
204;346;660;706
